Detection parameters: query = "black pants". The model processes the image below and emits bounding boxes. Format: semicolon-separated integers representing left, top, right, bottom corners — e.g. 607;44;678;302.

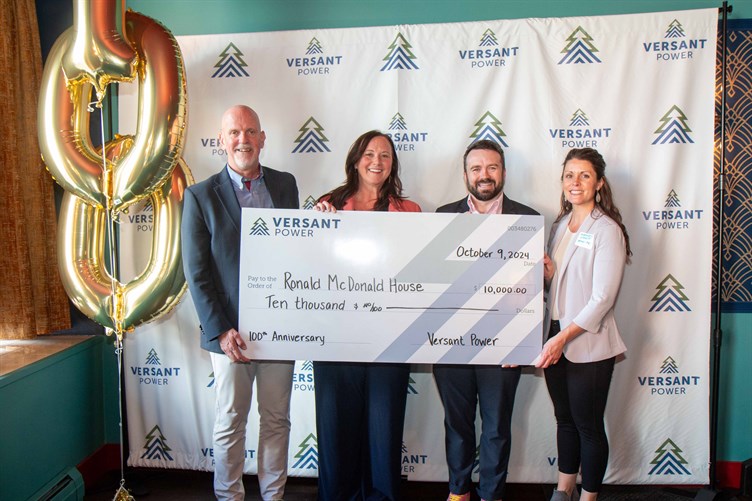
313;361;410;501
433;364;521;500
544;321;615;493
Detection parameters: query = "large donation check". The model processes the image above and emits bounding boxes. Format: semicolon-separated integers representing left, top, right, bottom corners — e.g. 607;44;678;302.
238;209;544;365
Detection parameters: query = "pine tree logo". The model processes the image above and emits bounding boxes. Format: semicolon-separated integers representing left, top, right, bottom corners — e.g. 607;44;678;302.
407;376;418;395
141;425;174;460
664;190;681;208
558;26;602;64
569;109;590;127
665;19;685;39
659;356;679;374
388;112;408;131
292;433;319;469
208;371;215;388
479;28;499;47
649;274;691;312
652;105;694;144
144;349;161;365
249;218;271;236
211;43;250;78
306;37;324;55
292;117;331;153
302;196;317;210
648;438;691;475
380;33;419;71
470;111;509;147
472;445;480;473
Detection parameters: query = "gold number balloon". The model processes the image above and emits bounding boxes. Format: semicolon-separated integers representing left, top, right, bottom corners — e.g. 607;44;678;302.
57;160;193;333
38;5;187;213
61;0;138;103
38;0;192;337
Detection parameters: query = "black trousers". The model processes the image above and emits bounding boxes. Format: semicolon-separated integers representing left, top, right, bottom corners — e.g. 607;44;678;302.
544;320;615;493
433;364;521;500
313;361;410;501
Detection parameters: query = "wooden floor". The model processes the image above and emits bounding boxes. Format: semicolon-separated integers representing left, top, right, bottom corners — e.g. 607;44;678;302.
84;469;749;500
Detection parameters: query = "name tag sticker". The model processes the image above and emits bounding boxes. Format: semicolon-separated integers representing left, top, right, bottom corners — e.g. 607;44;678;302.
575;232;594;249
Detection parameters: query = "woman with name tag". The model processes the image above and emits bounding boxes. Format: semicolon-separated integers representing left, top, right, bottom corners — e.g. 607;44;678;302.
313;130;420;501
535;148;632;501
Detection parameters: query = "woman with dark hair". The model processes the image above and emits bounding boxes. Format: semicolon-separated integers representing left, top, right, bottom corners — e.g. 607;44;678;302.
536;148;632;501
313;130;420;501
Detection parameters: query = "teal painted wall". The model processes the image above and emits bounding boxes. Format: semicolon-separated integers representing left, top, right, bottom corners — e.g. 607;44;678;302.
718;313;752;461
125;0;748;35
0;337;111;500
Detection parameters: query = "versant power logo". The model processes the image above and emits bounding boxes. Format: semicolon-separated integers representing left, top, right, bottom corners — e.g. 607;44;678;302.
249;218;271;236
292;361;314;392
649;438;691;475
201;445;256;464
292;433;319;469
302;195;317;210
145;348;159;364
402;442;428;475
637;356;700;396
652;105;693;144
292;117;331;153
381;33;419;71
558;26;601;64
252;215;342;239
286;37;343;76
386;113;428;152
407;375;418;395
141;425;174;460
649;274;691;312
549;109;612;149
130;348;182;385
212;43;250;78
641;190;704;230
458;28;519;68
470;111;508;147
207;371;215;388
125;200;154;232
643;19;708;61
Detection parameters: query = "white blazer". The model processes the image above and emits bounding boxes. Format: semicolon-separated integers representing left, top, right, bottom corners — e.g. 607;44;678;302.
544;208;628;363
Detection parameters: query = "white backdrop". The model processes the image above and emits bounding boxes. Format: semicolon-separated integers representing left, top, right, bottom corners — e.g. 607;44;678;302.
119;8;716;484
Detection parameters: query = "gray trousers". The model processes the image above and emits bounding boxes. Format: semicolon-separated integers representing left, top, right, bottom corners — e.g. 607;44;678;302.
210;353;294;501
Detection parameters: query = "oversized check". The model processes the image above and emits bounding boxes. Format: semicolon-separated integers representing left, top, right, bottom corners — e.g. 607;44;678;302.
238;209;544;365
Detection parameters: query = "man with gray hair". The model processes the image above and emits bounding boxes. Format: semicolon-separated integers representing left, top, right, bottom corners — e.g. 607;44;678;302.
182;105;299;501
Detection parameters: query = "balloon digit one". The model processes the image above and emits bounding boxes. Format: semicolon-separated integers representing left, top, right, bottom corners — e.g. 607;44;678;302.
38;0;192;337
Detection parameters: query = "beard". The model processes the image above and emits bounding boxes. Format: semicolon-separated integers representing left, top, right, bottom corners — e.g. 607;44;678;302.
466;178;503;202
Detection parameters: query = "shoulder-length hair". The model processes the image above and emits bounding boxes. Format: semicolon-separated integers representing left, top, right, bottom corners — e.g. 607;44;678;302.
555;147;632;262
319;130;405;211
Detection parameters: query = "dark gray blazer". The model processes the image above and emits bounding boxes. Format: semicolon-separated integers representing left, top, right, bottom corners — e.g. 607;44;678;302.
436;194;538;216
181;166;299;353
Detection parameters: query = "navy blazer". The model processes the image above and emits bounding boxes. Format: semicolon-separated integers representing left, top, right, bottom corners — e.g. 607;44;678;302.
436;194;538;216
181;166;299;353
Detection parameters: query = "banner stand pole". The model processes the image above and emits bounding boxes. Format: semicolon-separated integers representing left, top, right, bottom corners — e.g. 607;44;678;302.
693;2;731;500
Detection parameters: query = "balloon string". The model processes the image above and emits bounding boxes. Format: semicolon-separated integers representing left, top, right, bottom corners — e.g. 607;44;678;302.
93;102;119;300
95;103;129;493
115;336;127;487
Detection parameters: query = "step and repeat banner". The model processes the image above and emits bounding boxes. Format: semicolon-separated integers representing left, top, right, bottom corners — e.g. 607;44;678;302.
119;8;716;484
